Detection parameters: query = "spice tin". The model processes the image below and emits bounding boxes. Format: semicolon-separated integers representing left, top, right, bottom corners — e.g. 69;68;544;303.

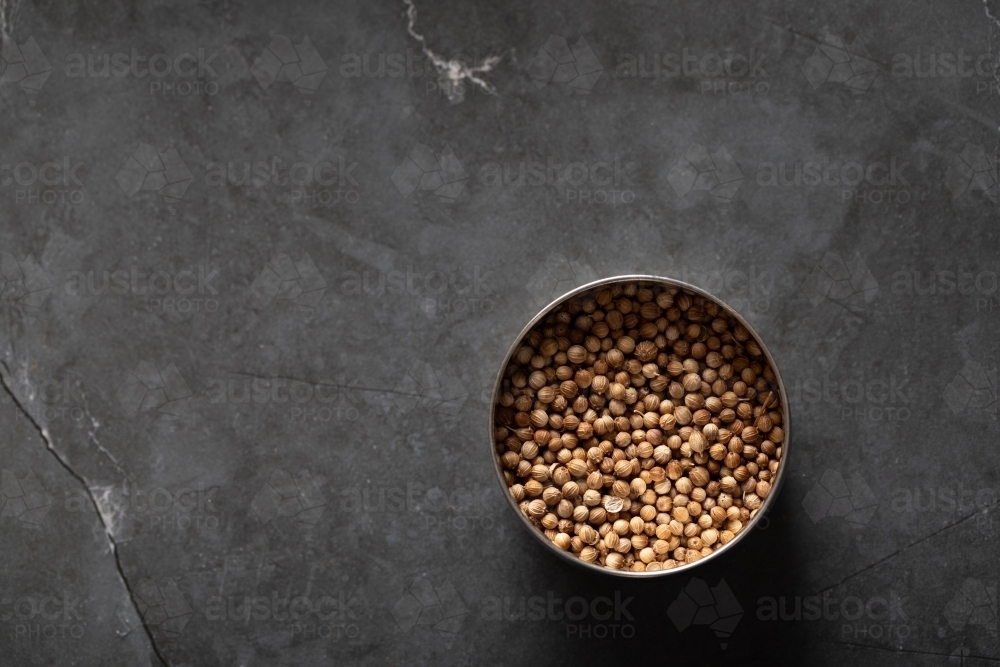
487;275;791;577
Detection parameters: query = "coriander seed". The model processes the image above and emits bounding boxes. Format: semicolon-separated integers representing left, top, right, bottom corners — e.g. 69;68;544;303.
494;280;786;572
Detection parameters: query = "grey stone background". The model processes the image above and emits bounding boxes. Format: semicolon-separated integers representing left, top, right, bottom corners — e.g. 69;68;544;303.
1;0;998;664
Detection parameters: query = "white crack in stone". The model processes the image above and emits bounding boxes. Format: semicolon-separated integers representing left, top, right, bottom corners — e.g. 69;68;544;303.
0;356;168;666
92;485;130;542
0;0;21;45
403;0;502;103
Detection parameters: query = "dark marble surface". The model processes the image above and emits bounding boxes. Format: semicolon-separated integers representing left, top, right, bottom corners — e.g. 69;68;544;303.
1;0;998;664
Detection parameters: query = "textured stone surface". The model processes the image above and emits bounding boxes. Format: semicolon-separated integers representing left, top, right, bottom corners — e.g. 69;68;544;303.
1;0;998;664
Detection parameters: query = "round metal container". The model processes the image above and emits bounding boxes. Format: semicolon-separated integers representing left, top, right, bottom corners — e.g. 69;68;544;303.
487;275;790;577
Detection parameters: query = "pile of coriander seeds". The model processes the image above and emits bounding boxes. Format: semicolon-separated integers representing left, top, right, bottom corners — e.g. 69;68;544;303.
492;281;785;572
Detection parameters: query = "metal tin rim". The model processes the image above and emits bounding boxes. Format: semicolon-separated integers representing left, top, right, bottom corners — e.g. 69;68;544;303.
487;274;791;578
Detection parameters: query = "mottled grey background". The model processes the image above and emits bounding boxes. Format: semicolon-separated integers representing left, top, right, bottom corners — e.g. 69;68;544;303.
0;0;998;664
